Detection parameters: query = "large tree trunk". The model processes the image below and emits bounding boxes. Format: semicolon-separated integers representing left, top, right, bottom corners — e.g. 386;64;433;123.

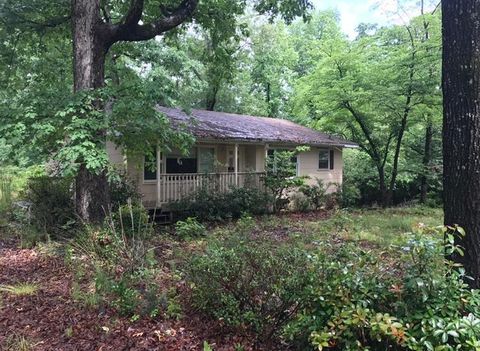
442;0;480;287
419;119;433;203
72;0;109;223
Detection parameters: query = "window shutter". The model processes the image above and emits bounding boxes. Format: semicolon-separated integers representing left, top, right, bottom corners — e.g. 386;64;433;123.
329;150;334;170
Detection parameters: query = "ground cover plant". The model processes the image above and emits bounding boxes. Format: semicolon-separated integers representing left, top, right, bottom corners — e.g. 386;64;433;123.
3;205;480;350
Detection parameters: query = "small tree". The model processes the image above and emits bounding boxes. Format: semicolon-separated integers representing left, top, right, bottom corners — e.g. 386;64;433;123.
263;148;305;213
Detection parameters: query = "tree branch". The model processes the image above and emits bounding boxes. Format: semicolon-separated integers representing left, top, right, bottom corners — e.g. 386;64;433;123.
109;0;198;44
122;0;144;27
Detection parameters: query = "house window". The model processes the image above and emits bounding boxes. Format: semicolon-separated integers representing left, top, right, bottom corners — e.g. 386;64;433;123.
166;148;197;174
198;147;215;173
144;150;157;181
319;149;334;170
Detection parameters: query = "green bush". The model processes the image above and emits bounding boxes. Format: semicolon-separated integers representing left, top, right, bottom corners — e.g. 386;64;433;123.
264;149;306;213
175;217;206;240
285;226;480;351
108;172;141;211
298;179;330;211
110;203;151;238
185;232;312;343
69;211;160;317
340;180;361;208
170;186;271;222
185;222;480;350
23;176;76;238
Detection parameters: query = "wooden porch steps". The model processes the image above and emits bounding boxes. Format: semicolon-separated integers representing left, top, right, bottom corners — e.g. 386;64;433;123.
148;209;172;225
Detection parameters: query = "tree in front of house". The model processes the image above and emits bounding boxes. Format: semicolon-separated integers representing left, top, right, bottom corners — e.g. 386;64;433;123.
1;0;313;223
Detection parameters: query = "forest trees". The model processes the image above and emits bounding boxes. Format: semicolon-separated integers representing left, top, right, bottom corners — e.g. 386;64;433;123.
291;10;442;206
1;0;312;222
442;0;480;287
1;3;444;214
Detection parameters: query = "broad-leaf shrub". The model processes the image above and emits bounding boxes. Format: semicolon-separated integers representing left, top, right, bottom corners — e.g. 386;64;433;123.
185;232;312;342
186;223;480;350
23;176;76;238
263;149;306;213
170;186;271;222
299;179;328;211
175;217;206;240
108;172;141;211
290;226;480;350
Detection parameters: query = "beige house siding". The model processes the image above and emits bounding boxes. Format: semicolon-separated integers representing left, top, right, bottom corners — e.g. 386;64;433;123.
106;141;126;170
297;147;343;191
107;141;344;207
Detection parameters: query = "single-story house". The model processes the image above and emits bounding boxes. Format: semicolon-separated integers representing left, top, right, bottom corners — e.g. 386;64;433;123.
107;106;357;209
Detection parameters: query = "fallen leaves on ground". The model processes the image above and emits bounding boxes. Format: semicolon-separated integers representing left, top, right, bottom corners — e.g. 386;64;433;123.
0;240;257;351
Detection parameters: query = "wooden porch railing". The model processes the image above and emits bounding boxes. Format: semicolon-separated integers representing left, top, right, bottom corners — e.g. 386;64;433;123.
157;172;265;205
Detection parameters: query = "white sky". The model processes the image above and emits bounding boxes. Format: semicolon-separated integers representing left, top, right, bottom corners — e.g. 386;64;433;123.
313;0;439;38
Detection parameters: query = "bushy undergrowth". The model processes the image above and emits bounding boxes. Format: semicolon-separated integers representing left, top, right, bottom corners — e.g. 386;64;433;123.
175;217;206;240
170;186;271;222
7;172;142;246
67;206;168;318
111;202;151;238
108;172;141;211
186;228;312;342
23;176;76;239
185;223;480;350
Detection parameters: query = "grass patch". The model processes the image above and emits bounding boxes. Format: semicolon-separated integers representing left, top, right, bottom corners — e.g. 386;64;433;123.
0;283;38;296
2;334;37;351
305;206;443;246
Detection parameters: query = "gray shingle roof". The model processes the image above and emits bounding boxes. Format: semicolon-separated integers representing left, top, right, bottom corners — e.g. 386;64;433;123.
157;106;358;148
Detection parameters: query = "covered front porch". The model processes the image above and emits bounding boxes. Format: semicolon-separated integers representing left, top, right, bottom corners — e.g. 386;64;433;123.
140;142;268;207
157;171;265;205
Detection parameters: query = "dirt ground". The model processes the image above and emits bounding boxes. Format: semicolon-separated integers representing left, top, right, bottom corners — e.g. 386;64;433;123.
0;239;255;351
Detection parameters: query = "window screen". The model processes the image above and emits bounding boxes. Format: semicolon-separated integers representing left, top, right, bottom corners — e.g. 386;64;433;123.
166;157;197;174
318;149;330;169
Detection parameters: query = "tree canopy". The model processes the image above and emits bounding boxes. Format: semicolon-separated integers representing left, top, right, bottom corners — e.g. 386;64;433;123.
0;0;443;214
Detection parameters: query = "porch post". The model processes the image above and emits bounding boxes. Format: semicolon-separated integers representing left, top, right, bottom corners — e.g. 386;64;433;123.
234;143;239;186
156;146;161;207
264;144;269;172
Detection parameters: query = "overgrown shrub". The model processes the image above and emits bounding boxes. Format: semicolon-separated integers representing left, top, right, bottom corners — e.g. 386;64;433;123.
185;221;480;350
108;172;141;211
264;149;306;213
299;179;327;210
68;207;163;317
110;203;151;238
170;186;271;222
286;226;480;350
175;217;206;240
0;175;13;226
291;192;311;212
23;176;75;238
185;232;312;343
0;175;12;212
341;179;362;208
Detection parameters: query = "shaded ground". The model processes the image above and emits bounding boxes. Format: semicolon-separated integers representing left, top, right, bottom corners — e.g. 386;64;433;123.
0;239;254;351
0;207;441;350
